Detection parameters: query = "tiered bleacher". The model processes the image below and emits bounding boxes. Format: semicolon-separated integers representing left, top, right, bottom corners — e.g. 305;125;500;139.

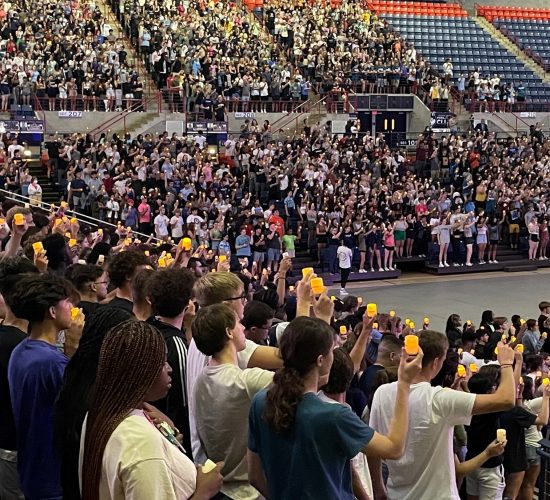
479;6;550;72
370;1;550;105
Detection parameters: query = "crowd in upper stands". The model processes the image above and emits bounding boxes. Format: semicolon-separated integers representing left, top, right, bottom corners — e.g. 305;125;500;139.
0;0;145;112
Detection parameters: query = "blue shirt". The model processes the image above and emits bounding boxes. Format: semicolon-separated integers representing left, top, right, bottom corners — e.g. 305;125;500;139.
235;234;251;256
248;390;374;499
8;339;68;499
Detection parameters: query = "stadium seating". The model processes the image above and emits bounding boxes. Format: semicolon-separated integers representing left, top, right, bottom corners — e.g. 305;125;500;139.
380;12;550;102
368;1;468;17
477;6;550;22
493;19;550;70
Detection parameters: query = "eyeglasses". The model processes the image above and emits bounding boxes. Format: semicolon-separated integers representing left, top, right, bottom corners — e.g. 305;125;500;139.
225;292;247;303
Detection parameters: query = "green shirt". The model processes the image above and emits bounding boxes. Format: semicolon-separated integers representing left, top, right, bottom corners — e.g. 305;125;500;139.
281;234;297;250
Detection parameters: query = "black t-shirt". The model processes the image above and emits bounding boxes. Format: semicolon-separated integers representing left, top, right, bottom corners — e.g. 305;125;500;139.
358;364;385;408
78;300;100;318
0;324;27;450
147;318;192;459
466;413;503;468
500;406;537;473
107;297;134;314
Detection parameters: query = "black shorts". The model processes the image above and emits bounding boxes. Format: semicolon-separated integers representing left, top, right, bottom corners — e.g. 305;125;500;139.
465;237;474;245
490;240;499;245
531;234;540;242
385;246;394;251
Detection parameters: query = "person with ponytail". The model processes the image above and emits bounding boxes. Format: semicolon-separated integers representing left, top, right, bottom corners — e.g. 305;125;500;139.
79;320;223;500
247;315;423;500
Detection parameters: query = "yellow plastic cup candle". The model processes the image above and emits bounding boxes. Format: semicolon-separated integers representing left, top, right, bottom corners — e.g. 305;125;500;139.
310;277;324;295
13;213;25;225
366;303;377;318
158;257;167;268
496;429;506;443
357;297;363;304
501;334;508;342
516;344;524;353
544;378;550;387
470;349;476;355
302;267;314;279
511;336;516;343
389;310;396;318
70;307;80;320
470;363;478;373
32;242;44;254
0;218;5;225
404;334;419;355
520;318;526;325
409;321;416;329
423;317;429;325
543;332;548;340
458;348;463;355
289;286;295;292
330;296;336;301
405;318;411;326
457;365;466;378
339;325;347;335
144;250;150;257
68;239;77;248
70;217;77;224
97;228;103;235
181;237;192;251
373;322;379;329
219;255;227;263
520;376;524;385
466;320;472;326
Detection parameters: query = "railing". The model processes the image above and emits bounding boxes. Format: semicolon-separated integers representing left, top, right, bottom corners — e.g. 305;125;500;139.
465;98;550;113
270;96;328;135
89;93;163;140
32;94;156;114
0;188;161;242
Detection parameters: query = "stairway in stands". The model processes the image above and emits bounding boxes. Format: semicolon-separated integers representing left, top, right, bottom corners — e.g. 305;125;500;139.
27;159;59;204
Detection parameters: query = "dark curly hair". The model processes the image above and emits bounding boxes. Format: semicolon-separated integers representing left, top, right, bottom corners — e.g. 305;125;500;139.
107;249;148;288
146;268;195;318
264;316;333;434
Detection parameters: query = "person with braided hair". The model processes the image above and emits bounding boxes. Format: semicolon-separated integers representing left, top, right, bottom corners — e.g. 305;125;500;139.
247;316;424;500
79;320;223;500
55;306;134;500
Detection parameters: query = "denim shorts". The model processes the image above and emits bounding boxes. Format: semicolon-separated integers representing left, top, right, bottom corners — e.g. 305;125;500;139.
526;445;541;466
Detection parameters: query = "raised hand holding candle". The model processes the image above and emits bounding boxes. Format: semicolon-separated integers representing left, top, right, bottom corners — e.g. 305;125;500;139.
404;334;419;356
496;429;506;443
310;277;324;295
302;267;314;279
469;363;478;373
457;365;466;378
366;303;377;318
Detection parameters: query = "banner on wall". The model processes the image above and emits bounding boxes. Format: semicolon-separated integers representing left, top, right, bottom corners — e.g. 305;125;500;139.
430;112;454;133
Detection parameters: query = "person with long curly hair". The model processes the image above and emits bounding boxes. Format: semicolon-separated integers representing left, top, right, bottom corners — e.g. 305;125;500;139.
79;320;223;500
247;316;423;499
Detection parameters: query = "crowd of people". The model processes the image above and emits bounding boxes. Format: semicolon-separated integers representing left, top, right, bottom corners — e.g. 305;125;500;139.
19;114;546;296
0;200;549;500
0;0;145;113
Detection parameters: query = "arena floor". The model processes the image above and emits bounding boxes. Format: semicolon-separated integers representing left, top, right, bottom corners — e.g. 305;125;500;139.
329;268;550;331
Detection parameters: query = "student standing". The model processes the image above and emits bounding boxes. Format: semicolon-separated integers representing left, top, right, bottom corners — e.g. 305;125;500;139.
337;240;353;296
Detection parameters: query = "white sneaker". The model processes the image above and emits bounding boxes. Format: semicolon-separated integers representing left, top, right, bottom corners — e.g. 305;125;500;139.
370;268;375;272
359;268;366;273
444;262;450;267
493;260;499;263
439;263;444;268
453;263;459;267
540;257;545;261
340;288;348;295
466;263;473;267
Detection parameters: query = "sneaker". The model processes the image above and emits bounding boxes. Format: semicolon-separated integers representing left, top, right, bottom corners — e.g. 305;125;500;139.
444;262;450;267
540;257;545;261
340;288;348;295
453;263;459;267
359;268;366;273
370;268;375;272
493;259;499;263
466;263;473;267
439;263;444;268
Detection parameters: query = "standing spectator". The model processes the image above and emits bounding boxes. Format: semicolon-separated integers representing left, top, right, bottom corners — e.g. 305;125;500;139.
522;319;544;355
27;177;42;206
138;196;152;234
8;275;77;500
154;206;170;240
235;228;252;260
337;240;353;296
266;223;282;272
281;228;297;259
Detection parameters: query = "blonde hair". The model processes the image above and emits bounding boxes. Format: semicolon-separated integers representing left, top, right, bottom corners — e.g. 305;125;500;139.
193;272;243;306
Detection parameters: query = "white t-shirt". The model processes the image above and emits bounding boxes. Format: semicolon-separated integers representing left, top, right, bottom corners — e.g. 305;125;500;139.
317;392;373;499
369;382;476;500
524;398;543;448
186;339;259;463
170;215;184;238
79;410;196;500
194;364;273;499
337;245;353;269
154;214;170;237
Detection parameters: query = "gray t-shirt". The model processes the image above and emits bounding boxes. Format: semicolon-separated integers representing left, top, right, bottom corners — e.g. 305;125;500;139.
194;363;273;499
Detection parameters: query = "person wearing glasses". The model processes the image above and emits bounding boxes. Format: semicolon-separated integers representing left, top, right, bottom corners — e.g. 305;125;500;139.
187;272;282;464
65;263;109;318
193;303;274;499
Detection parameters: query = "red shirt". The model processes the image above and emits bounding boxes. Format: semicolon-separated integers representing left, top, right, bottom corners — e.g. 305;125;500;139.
268;215;285;237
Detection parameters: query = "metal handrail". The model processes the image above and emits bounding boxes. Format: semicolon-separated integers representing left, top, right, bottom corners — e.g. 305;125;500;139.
0;188;160;242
